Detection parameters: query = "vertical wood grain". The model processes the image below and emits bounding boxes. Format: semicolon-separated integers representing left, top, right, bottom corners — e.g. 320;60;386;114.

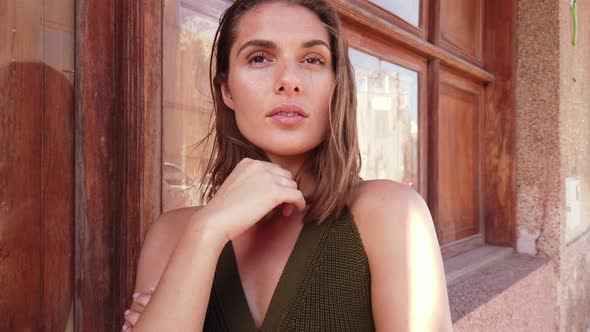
75;0;117;330
482;0;516;247
439;0;483;64
42;61;75;332
0;1;44;330
114;0;162;326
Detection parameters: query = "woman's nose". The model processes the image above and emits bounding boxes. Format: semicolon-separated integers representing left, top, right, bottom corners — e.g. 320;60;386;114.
273;61;303;96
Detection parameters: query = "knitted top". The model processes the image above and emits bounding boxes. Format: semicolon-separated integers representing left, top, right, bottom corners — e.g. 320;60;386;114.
203;206;375;332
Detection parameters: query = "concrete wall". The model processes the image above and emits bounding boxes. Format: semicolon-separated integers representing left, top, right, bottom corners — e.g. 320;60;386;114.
558;0;590;331
516;0;590;330
515;0;562;260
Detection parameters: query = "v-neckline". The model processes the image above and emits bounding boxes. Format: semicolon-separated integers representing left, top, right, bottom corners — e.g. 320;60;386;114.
213;216;334;332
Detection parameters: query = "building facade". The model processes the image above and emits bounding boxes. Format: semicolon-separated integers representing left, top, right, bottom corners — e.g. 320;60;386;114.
1;0;588;330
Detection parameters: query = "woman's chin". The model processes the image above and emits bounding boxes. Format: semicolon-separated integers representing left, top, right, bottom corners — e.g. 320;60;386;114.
258;143;319;158
263;147;313;157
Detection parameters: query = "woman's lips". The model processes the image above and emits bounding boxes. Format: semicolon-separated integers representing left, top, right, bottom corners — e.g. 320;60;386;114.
267;104;308;126
270;112;306;125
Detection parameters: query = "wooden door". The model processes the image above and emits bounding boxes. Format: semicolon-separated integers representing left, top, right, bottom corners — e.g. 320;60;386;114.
1;0;162;330
0;1;75;330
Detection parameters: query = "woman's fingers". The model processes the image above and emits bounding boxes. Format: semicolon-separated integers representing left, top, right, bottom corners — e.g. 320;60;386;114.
274;176;298;189
123;288;154;329
133;293;152;308
279;187;306;212
124;309;141;327
259;160;294;180
282;203;295;216
271;171;303;217
267;165;293;178
202;158;309;240
131;287;154;309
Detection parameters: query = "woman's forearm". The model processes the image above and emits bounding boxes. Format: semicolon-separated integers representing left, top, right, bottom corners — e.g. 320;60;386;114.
133;214;228;331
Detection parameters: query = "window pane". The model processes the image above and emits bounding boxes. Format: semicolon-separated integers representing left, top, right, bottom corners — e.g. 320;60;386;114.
369;0;421;27
349;48;419;191
162;0;231;212
1;0;76;327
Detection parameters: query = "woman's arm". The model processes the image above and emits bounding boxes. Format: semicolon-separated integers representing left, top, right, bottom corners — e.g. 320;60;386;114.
130;208;228;331
350;180;453;332
128;158;306;331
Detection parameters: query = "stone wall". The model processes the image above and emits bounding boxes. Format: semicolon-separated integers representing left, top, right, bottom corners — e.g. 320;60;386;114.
515;0;590;330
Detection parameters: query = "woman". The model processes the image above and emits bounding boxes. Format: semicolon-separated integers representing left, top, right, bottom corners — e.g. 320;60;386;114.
123;0;453;331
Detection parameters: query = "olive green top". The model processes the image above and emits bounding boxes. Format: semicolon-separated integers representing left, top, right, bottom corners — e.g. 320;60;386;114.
203;206;375;332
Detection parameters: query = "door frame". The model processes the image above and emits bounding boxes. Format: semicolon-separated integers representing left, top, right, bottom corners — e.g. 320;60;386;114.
75;0;161;329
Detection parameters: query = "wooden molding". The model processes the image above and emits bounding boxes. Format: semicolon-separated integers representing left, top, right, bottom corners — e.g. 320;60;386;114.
75;0;162;330
438;0;484;65
113;0;163;326
428;59;441;239
359;0;430;40
75;0;117;330
441;234;484;259
482;0;516;247
333;0;494;83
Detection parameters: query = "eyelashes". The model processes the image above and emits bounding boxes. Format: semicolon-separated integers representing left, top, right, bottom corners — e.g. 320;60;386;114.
246;51;327;66
303;54;326;65
247;51;269;64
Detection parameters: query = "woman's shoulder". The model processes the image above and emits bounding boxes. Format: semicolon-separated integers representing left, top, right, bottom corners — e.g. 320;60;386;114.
347;179;426;226
134;206;202;292
346;178;433;253
345;180;451;330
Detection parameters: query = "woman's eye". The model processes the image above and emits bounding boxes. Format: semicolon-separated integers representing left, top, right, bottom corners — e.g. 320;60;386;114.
247;52;270;64
303;55;326;65
250;56;266;63
247;52;325;66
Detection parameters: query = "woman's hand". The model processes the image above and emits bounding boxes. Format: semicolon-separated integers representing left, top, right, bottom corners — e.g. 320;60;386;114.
197;158;306;242
122;288;155;331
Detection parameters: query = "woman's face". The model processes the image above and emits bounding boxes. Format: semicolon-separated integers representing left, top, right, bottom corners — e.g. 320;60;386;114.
221;2;335;158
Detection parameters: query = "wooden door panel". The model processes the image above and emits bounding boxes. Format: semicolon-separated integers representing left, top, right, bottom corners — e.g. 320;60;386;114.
482;0;517;247
1;0;75;330
42;63;75;330
434;67;482;245
1;1;44;329
439;0;483;63
0;61;74;332
0;62;44;332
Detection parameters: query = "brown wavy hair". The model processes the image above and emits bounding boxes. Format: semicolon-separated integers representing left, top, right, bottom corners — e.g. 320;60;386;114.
197;0;361;224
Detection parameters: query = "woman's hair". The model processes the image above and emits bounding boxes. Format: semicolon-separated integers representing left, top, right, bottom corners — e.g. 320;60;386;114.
198;0;361;224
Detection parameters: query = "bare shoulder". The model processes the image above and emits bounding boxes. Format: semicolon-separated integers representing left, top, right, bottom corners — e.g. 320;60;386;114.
346;179;452;331
347;179;429;232
346;178;438;278
133;206;202;293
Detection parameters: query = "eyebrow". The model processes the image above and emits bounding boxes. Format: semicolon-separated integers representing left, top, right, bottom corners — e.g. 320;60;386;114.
236;39;330;56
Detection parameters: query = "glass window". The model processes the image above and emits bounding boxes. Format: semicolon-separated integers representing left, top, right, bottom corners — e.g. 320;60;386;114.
369;0;421;27
1;0;75;329
162;0;232;212
349;48;419;190
162;1;421;211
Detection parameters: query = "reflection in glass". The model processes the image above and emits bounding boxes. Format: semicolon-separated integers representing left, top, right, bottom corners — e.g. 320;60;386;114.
369;0;421;27
349;48;419;190
162;0;231;211
1;1;76;330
